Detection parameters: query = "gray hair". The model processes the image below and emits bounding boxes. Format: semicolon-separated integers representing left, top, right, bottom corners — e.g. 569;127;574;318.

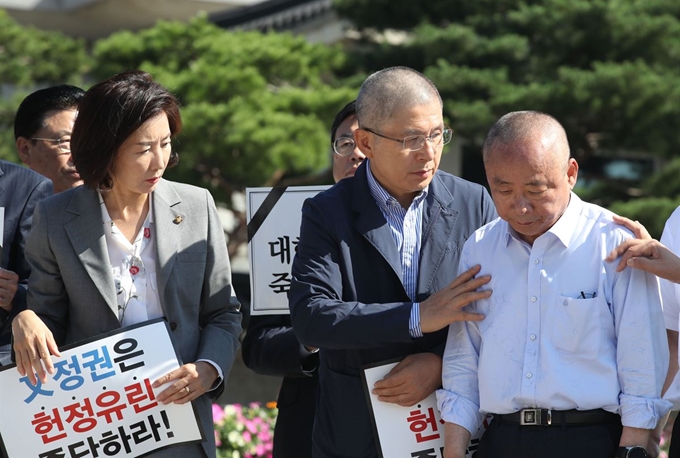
356;66;442;130
482;111;570;166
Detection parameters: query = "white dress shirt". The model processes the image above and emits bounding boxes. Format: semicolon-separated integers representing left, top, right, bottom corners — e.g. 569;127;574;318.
436;192;671;434
660;206;680;409
100;195;162;327
99;193;223;384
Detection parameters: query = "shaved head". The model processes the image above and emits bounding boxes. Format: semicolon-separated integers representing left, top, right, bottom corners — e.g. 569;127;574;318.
356;66;442;130
482;111;570;170
482;111;578;245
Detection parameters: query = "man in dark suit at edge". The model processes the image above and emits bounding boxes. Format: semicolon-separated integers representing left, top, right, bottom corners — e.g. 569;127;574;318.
0;161;52;366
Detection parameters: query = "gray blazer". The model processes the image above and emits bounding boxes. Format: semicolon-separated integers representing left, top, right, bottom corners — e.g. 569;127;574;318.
25;179;242;458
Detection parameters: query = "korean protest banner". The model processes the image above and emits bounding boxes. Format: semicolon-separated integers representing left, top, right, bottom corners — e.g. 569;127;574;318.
0;319;204;458
246;186;330;315
362;360;490;458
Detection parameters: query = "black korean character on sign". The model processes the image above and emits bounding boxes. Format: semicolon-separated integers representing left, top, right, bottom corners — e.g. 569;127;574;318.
269;236;298;265
38;449;66;458
466;437;480;455
99;426;133;456
112;338;145;372
67;437;101;458
129;410;174;445
268;272;292;294
411;449;438;458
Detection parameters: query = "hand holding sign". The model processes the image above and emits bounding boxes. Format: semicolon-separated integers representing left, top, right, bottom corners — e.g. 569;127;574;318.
372;353;442;407
12;309;61;384
153;361;218;405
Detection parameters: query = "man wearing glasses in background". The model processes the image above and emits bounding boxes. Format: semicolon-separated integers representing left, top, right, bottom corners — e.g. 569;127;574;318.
15;85;85;193
289;67;497;458
0;85;85;367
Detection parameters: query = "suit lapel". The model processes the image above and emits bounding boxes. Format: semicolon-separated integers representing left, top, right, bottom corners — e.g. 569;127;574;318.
418;172;459;295
64;187;119;318
152;180;183;309
351;164;404;284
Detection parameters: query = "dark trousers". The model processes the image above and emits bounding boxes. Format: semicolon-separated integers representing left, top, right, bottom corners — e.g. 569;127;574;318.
670;414;680;458
477;416;623;458
273;376;317;458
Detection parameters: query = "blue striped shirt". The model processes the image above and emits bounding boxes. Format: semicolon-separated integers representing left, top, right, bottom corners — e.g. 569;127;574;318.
366;161;427;338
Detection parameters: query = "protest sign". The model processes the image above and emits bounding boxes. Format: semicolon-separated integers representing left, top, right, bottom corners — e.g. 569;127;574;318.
0;319;203;458
246;185;330;315
362;360;490;458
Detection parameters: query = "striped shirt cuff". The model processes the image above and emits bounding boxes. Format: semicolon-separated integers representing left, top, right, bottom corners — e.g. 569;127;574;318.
409;303;423;338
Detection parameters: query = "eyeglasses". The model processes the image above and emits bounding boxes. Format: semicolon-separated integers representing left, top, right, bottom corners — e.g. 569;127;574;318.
332;136;357;157
31;135;71;153
362;126;453;152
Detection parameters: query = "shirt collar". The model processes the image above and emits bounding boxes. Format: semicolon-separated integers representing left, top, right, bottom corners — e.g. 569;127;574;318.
98;192;155;224
503;191;581;248
366;159;428;212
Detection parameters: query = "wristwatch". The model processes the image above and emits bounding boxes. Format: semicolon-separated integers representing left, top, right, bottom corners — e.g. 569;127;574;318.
616;446;649;458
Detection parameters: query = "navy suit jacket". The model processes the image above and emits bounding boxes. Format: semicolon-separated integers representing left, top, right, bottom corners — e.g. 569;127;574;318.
0;160;52;345
289;162;497;458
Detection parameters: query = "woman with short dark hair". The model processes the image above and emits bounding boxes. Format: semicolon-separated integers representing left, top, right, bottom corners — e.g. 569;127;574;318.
12;70;242;458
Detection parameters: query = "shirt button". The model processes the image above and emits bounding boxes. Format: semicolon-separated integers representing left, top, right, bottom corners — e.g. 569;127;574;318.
563;299;568;306
531;296;537;302
534;259;539;264
526;373;532;379
530;334;536;341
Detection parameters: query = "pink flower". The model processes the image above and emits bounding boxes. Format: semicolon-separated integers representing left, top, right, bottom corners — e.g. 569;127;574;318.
129;266;140;275
144;227;151;238
214;429;222;447
243;431;251;443
212;403;225;424
245;419;258;434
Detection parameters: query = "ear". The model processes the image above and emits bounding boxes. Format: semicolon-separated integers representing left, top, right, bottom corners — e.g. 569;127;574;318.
354;129;375;160
566;157;579;189
16;137;32;165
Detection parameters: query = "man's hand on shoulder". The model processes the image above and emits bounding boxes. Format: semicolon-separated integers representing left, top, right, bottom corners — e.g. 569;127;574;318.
372;353;442;406
419;265;491;334
0;268;19;313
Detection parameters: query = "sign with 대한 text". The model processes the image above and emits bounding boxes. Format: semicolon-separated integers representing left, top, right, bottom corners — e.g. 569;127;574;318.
246;186;330;315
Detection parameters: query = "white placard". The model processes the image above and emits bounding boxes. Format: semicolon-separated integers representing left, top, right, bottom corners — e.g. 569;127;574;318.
246;186;330;315
0;319;203;458
363;361;490;458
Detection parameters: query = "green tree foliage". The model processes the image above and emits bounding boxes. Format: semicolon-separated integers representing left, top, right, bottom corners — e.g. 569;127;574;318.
336;0;680;209
609;196;680;239
91;16;355;253
0;10;89;163
92;16;355;203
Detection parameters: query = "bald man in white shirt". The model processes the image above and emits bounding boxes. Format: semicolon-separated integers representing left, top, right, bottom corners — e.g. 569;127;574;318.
437;111;670;458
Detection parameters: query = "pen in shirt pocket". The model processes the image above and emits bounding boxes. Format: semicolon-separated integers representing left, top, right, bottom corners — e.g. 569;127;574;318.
579;291;597;299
